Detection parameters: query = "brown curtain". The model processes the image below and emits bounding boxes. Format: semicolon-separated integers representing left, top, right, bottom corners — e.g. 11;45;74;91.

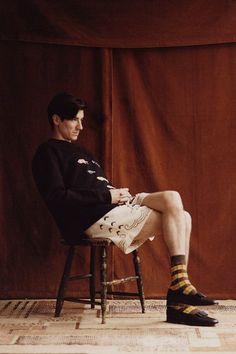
1;0;236;48
111;46;236;297
0;41;112;297
0;1;235;299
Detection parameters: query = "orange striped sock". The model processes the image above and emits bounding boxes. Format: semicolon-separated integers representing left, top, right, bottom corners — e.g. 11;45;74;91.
170;255;197;295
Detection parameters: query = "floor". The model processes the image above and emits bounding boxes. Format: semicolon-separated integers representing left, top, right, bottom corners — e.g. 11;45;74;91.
0;299;235;353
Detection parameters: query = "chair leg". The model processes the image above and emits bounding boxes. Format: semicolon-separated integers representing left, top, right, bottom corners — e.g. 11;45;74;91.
132;249;145;313
55;245;75;317
100;245;108;324
89;245;96;308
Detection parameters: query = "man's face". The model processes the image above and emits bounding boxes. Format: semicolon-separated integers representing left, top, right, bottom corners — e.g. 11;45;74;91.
52;110;84;142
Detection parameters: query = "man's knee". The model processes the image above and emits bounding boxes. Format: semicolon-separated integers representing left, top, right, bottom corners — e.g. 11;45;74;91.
162;191;183;211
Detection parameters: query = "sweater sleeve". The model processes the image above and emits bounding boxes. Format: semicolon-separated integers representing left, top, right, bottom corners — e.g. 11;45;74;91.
32;146;112;211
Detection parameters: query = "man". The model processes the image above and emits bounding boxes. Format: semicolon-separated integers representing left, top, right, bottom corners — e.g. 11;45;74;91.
32;92;218;326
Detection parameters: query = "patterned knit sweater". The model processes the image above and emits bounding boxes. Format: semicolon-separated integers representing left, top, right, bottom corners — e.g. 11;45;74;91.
32;139;116;242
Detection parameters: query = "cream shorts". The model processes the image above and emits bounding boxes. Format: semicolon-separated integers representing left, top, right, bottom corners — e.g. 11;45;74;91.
85;192;155;254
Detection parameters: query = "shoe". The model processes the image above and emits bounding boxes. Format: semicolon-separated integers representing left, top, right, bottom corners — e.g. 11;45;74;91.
167;306;218;326
167;288;218;306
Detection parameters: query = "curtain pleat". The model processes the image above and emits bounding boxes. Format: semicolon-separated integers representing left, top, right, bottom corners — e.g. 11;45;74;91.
1;1;236;48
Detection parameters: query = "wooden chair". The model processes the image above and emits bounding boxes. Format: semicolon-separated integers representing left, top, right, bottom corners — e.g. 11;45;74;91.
55;237;145;324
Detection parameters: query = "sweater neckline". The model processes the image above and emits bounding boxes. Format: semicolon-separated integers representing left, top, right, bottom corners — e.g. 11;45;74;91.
48;138;72;144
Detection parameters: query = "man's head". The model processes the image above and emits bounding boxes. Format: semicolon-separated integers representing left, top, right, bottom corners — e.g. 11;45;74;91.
47;92;86;142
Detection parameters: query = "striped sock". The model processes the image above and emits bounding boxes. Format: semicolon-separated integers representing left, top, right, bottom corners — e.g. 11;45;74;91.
169;304;201;314
170;255;197;295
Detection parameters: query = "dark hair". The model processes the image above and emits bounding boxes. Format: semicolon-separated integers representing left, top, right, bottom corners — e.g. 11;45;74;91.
47;92;86;126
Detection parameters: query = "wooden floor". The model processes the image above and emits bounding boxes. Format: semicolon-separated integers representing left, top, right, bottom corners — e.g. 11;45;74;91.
0;299;235;353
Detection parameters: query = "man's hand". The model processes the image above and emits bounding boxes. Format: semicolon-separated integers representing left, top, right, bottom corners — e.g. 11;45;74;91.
110;188;132;204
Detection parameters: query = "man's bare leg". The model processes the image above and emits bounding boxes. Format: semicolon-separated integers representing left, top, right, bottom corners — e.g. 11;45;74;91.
137;190;218;326
141;191;189;256
184;211;191;265
140;191;215;298
136;205;191;265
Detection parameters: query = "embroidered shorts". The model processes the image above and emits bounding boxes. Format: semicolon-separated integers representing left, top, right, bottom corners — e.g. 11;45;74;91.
85;193;156;254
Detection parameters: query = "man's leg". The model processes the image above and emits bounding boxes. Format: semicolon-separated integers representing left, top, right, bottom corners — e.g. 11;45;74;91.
139;191;218;326
141;191;216;300
184;211;191;265
141;191;188;256
137;198;191;264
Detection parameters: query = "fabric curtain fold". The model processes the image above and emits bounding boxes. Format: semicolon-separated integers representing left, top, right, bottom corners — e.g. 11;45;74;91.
1;0;236;48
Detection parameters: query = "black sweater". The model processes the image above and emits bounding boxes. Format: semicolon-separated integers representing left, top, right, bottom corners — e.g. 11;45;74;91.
32;139;117;242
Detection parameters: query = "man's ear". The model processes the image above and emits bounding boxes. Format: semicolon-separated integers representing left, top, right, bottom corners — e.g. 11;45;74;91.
52;114;61;126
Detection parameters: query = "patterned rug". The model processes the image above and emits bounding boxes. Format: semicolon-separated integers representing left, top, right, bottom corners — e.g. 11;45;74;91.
0;299;235;353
